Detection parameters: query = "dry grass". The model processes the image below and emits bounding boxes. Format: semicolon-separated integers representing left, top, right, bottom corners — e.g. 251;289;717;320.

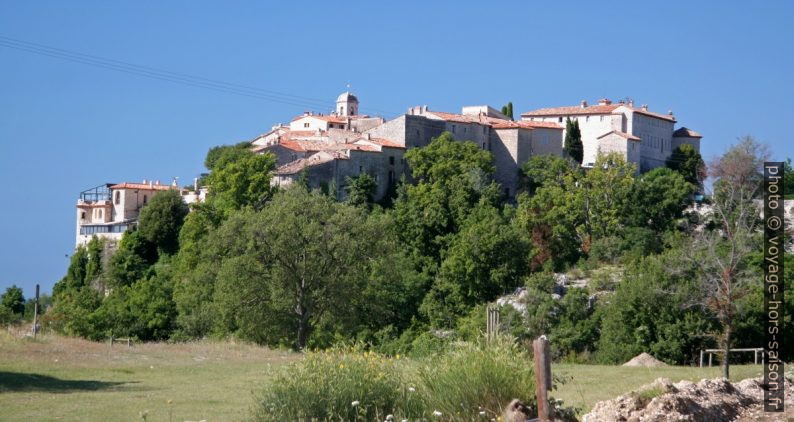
0;329;297;421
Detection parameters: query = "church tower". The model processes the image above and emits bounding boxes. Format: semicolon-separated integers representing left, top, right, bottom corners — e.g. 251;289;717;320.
336;91;358;116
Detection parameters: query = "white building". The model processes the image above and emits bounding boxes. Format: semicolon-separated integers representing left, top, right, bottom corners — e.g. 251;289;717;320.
75;179;206;247
520;98;701;171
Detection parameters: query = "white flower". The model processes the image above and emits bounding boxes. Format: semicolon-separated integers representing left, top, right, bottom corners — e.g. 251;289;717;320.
433;410;442;417
479;411;486;416
401;420;408;422
408;387;416;392
385;415;394;421
351;400;360;407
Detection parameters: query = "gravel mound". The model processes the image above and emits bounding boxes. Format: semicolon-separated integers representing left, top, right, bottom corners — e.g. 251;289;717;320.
583;376;794;421
622;352;667;367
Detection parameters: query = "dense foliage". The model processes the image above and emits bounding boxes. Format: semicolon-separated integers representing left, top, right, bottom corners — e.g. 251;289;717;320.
45;131;790;366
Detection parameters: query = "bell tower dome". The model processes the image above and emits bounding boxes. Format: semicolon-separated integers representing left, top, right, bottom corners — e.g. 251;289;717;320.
336;91;358;116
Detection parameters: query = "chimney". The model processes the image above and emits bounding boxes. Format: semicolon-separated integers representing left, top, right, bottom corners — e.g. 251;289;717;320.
580;100;588;108
171;178;178;187
641;104;649;111
142;179;147;184
149;180;153;188
303;111;310;116
422;105;428;113
155;180;160;186
628;99;634;108
668;109;674;116
597;98;611;106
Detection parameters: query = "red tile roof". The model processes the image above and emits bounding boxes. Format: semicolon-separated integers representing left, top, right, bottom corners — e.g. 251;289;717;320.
426;111;562;130
596;130;641;142
673;127;702;138
521;104;621;117
110;183;177;191
276;151;349;175
356;137;406;149
521;103;676;122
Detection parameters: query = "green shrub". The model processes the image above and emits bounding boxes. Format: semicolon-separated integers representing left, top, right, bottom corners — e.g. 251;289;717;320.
418;338;536;419
254;339;539;421
254;346;424;421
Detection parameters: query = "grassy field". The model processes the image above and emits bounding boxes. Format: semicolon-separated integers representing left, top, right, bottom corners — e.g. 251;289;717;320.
552;362;761;414
0;330;298;421
0;331;766;421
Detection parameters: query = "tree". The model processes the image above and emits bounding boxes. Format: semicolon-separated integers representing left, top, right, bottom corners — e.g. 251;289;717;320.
137;190;189;255
628;167;695;232
345;173;377;208
0;285;25;322
211;188;402;349
564;118;584;164
501;102;514;120
421;203;531;326
393;132;500;261
691;136;768;378
667;144;706;187
784;158;794;197
205;149;277;215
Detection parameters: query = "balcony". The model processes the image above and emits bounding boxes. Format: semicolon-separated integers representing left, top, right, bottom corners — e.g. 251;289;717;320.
79;184;114;202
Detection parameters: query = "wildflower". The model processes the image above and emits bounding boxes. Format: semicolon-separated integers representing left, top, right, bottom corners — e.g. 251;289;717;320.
408;387;416;392
479;411;486;416
385;415;394;421
395;354;400;360
351;400;360;407
433;410;443;417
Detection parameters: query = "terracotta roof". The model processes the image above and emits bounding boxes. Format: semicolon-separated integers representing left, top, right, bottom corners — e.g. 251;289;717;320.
521;104;622;117
272;139;379;153
490;120;563;130
521;103;676;122
110;183;176;191
355;137;406;149
426;111;562;130
276;151;348;175
291;114;347;124
596;130;641;142
673;127;702;138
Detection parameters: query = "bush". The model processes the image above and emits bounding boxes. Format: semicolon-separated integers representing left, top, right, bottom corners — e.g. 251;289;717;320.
418;338;536;419
254;346;423;421
253;339;538;421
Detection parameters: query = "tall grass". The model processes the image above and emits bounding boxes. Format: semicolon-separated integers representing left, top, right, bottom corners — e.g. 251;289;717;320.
253;338;536;421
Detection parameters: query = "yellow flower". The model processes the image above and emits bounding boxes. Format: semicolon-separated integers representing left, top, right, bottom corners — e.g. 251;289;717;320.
395;354;400;360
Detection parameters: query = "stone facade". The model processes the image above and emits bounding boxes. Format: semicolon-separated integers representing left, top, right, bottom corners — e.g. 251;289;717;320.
75;180;206;247
521;99;701;172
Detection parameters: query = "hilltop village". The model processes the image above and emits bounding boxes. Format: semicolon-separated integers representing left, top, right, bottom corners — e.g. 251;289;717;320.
75;92;701;246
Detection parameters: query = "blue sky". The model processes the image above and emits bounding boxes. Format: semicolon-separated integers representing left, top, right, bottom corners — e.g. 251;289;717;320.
1;1;793;297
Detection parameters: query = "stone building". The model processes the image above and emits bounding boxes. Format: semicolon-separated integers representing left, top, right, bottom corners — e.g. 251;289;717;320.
255;92;565;201
520;98;701;172
75;179;206;247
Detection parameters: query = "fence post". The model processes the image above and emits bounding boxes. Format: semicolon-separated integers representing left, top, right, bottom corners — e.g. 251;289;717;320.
708;352;712;367
699;350;703;368
533;336;551;422
486;305;500;344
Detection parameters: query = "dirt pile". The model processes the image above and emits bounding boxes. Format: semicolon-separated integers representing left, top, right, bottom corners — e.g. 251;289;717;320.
582;376;794;421
622;352;667;367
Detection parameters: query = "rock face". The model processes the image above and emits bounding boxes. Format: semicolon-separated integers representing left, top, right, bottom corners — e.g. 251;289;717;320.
582;376;794;421
622;352;667;367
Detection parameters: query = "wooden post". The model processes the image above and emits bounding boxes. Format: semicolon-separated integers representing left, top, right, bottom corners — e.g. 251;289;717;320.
708;352;712;367
486;306;500;344
699;350;703;368
32;284;39;340
533;336;551;422
754;349;758;365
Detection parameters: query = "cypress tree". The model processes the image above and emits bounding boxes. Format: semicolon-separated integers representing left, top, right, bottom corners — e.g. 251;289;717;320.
564;118;584;164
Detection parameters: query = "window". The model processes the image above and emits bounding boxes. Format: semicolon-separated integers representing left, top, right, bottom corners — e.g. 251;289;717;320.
359;166;363;174
586;116;589;122
558;117;563;122
452;125;456;134
143;195;148;205
114;191;120;205
81;211;86;219
98;209;103;219
600;116;604;122
389;156;394;165
303;123;310;128
388;170;394;184
482;142;486;150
